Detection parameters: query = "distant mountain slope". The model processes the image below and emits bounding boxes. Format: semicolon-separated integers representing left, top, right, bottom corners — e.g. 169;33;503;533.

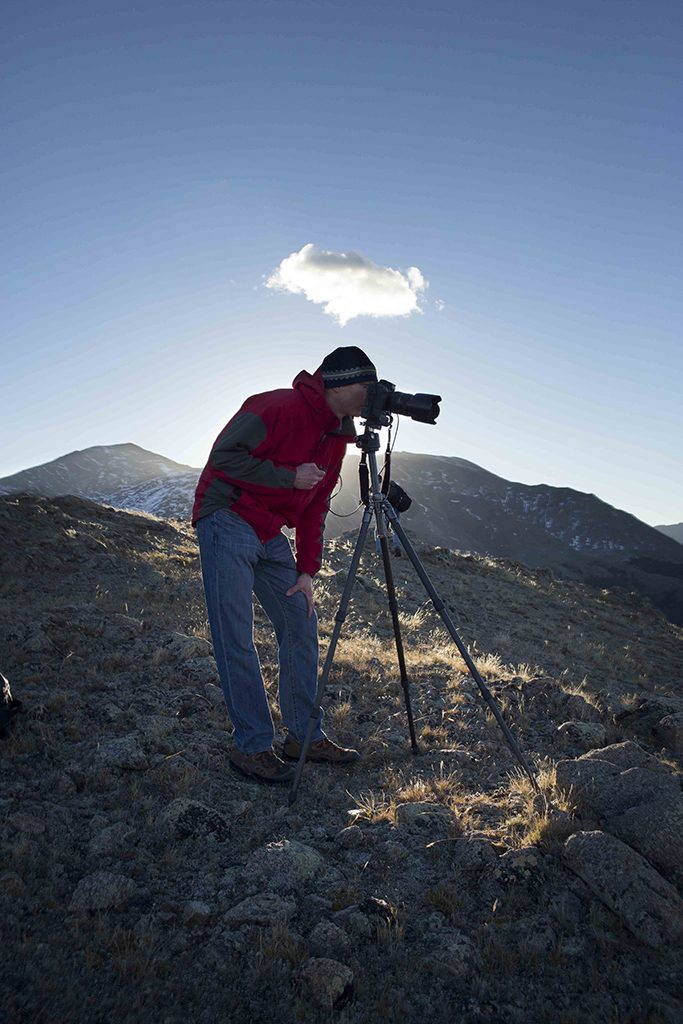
2;442;682;624
332;453;683;567
0;444;196;504
656;522;683;546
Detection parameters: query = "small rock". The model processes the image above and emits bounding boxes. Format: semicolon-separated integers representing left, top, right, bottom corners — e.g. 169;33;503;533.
449;837;499;872
97;734;149;771
655;712;683;753
334;825;365;849
332;907;372;938
224;893;297;927
55;773;77;796
309;920;352;959
69;871;137;911
184;658;220;687
157;799;231;841
138;715;177;742
380;840;409;864
244;839;324;892
557;721;607;750
182;901;212;927
298;957;354;1011
0;871;26;897
9;812;46;835
395;801;458;837
160;633;212;663
426;929;477;980
88;822;134;856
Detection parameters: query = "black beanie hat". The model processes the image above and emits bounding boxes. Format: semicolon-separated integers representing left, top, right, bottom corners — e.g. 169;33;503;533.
320;346;377;388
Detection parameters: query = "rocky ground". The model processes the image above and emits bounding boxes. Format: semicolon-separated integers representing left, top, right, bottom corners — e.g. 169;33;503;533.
1;493;682;1024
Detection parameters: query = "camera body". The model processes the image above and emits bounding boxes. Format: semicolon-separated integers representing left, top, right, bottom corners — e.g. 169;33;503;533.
362;379;441;426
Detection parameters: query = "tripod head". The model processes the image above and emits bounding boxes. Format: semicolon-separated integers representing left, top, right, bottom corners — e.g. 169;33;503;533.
356;420;385;454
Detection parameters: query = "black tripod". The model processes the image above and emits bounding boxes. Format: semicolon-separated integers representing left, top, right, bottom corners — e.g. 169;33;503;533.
288;422;539;804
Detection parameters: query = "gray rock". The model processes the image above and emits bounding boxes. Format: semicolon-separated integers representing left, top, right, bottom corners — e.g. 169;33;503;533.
655;712;683;753
449;837;499;873
97;734;149;771
224;893;297;926
161;633;212;662
607;798;683;886
309;920;352;959
557;720;607;750
517;916;557;956
562;831;683;949
332;907;373;938
69;871;137;911
394;801;458;837
334;825;365;849
88;822;134;856
244;839;324;892
380;840;410;864
182;901;212;927
581;740;668;774
204;682;224;706
157;799;231;840
138;714;177;742
298;957;354;1011
184;658;220;687
555;758;678;818
426;929;477;980
565;693;602;722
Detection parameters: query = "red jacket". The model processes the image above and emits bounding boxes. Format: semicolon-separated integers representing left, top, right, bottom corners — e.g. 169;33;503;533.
192;369;356;575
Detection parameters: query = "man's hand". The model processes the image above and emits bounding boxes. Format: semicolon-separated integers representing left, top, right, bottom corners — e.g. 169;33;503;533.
294;463;325;490
286;573;315;617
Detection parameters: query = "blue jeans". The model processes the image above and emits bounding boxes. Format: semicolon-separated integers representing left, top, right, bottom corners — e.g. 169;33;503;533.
196;509;324;753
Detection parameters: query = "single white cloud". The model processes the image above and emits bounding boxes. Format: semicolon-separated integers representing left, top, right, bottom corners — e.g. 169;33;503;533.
435;299;445;312
265;243;428;326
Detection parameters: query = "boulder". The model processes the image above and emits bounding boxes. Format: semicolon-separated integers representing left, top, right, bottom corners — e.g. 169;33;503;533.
562;831;683;949
224;893;297;927
309;920;352;959
425;929;477;981
69;871;137;911
298;958;354;1011
607;798;683;886
243;839;324;892
581;740;672;774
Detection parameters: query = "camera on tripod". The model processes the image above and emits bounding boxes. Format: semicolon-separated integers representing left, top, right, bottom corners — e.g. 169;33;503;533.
361;379;441;426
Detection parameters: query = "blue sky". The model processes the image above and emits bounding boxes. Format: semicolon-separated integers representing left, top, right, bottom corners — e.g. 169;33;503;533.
2;0;681;525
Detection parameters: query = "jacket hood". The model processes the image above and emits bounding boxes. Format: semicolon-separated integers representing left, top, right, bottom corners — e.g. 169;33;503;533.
292;368;356;439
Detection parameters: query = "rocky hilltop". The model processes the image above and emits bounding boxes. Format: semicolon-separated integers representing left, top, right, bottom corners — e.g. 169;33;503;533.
1;494;682;1023
3;443;682;626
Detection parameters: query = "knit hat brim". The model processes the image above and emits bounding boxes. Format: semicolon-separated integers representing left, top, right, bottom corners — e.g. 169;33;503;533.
320;346;377;389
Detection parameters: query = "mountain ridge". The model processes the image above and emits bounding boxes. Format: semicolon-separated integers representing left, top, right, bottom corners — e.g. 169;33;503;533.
2;442;682;624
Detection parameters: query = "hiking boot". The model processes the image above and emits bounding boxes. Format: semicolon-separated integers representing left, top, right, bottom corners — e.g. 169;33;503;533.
282;734;360;765
228;748;295;784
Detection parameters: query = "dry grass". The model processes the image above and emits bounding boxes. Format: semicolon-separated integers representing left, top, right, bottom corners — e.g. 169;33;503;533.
503;761;578;851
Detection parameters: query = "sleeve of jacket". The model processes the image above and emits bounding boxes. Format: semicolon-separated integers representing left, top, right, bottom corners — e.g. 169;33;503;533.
209;409;296;491
294;473;337;576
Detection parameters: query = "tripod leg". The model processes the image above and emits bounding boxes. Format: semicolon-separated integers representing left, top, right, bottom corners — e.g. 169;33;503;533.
288;507;374;805
385;506;539;792
376;508;419;754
